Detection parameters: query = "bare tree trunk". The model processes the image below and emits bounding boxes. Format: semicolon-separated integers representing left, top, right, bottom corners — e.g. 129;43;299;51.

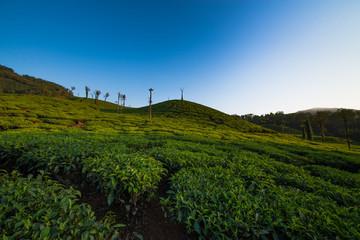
344;119;351;150
320;123;325;143
117;93;120;113
149;88;153;119
180;88;184;107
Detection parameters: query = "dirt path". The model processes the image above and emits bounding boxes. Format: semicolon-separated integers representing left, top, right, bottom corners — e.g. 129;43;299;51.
80;181;197;240
0;161;197;240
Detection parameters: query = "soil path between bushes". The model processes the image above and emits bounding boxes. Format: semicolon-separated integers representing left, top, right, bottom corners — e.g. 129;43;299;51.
1;162;196;239
80;180;197;240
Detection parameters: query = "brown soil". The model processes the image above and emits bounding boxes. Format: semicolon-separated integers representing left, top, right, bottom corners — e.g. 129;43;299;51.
79;180;198;240
0;160;196;240
72;121;87;128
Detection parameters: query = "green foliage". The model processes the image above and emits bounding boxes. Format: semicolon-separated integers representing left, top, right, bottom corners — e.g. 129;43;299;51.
126;100;270;133
1;90;360;239
164;165;360;239
0;94;269;138
304;165;360;188
243;109;360;142
0;170;120;239
1;132;360;239
83;152;165;208
162;149;360;239
314;111;329;143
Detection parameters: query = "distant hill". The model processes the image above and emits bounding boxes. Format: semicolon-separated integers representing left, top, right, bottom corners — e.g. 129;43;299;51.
0;64;69;97
296;108;343;114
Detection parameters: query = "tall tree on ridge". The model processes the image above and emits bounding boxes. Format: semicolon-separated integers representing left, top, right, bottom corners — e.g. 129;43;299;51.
180;88;184;107
122;94;126;106
85;86;90;99
314;111;329;143
104;92;110;102
94;90;101;104
337;108;355;150
122;94;126;113
149;88;154;119
117;92;121;113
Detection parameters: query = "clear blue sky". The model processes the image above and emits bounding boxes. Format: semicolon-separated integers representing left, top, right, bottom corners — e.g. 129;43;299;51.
1;0;359;115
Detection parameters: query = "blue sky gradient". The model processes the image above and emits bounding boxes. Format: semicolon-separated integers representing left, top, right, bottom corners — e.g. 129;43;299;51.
1;0;359;115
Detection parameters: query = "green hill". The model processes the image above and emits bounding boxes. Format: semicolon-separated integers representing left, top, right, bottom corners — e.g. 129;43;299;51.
0;94;270;138
0;65;69;97
1;93;360;239
125;100;268;133
2;69;360;239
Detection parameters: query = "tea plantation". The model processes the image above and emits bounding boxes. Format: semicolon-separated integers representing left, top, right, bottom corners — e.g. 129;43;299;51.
1;94;360;239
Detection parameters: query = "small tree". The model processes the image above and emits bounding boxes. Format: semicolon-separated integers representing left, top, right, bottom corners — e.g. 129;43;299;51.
303;117;314;141
280;119;286;133
337;109;355;150
67;86;75;99
117;92;121;113
149;88;154;119
180;88;184;107
300;124;306;140
122;94;126;107
85;86;90;99
314;111;328;143
104;92;110;102
94;90;101;104
121;94;126;113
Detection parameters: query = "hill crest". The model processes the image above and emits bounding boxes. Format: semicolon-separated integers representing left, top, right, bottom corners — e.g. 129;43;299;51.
0;94;271;136
0;64;69;97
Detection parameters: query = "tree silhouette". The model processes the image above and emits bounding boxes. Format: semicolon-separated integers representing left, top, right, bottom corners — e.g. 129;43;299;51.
314;111;328;143
94;90;101;104
180;88;184;107
117;92;121;113
337;109;355;150
280;119;286;133
300;124;306;140
122;94;126;107
67;86;75;99
149;88;154;119
121;94;126;113
104;92;109;102
303;117;314;141
85;86;90;99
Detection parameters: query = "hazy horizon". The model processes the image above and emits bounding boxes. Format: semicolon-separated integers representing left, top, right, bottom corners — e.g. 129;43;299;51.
1;0;359;115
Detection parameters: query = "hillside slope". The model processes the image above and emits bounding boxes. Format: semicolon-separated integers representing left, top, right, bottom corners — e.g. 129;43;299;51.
0;65;69;97
125;100;267;133
0;94;271;138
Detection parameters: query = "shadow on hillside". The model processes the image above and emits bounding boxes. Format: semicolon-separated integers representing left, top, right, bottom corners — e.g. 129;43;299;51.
99;109;118;113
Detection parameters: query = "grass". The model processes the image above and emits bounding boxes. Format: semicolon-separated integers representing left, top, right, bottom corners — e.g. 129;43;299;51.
1;93;360;239
0;94;270;138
